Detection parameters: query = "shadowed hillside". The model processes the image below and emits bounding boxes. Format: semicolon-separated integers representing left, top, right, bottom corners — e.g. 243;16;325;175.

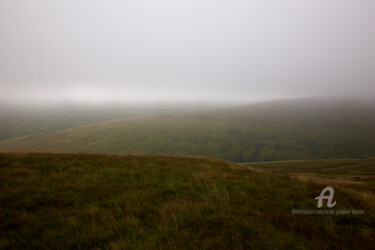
0;153;374;249
0;98;375;162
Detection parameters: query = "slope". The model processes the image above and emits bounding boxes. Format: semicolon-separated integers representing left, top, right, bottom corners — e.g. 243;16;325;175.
245;157;375;182
0;102;220;141
0;98;375;162
0;153;374;249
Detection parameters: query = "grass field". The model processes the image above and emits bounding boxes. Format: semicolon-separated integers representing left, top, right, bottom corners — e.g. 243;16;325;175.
1;98;375;162
1;153;374;249
0;103;218;141
244;158;375;182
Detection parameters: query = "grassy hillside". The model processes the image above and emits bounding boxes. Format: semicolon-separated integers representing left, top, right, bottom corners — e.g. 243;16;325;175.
1;98;375;162
0;103;220;141
0;104;138;141
0;153;374;249
245;158;375;182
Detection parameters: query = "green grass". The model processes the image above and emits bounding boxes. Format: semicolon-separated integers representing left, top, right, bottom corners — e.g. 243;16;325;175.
244;158;375;182
0;103;219;141
1;98;375;162
0;153;374;249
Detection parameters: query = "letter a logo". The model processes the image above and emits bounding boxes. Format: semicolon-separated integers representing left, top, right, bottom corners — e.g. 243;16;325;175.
315;186;336;208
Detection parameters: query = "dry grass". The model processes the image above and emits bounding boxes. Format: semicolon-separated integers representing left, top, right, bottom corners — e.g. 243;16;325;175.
0;153;374;249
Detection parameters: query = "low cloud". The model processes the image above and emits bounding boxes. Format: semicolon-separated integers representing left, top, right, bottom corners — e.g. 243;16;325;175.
1;0;374;104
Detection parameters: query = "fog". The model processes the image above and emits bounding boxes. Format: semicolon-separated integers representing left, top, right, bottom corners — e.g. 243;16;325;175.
1;0;374;104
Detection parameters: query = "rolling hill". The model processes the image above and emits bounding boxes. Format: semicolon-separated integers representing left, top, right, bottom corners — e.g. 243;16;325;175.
0;153;374;249
1;98;375;162
0;102;220;141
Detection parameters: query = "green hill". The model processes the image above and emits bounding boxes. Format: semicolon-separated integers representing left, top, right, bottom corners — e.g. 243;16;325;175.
0;103;218;141
0;153;374;249
1;98;375;162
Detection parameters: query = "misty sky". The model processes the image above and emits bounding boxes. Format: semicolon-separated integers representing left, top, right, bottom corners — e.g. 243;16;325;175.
0;0;374;103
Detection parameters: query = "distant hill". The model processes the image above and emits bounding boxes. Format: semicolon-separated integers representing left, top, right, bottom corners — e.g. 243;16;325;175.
1;153;374;249
0;102;220;141
0;98;375;162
